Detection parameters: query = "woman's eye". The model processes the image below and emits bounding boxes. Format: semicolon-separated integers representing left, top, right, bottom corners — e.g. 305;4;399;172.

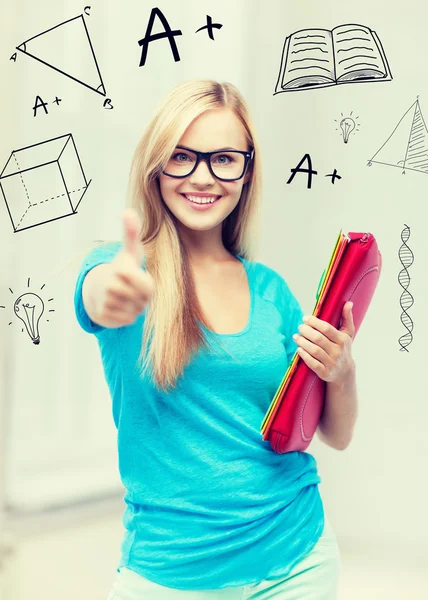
171;153;190;162
214;154;234;164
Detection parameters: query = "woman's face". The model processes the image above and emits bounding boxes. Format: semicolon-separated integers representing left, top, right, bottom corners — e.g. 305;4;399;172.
158;107;252;239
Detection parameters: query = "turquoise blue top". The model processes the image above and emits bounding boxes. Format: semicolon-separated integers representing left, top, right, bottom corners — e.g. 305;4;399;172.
74;242;324;590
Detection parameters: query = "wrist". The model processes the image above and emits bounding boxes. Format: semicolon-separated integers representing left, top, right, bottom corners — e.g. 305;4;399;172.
329;360;356;390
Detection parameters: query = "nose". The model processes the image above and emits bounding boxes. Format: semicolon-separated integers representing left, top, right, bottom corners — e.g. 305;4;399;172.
188;158;215;185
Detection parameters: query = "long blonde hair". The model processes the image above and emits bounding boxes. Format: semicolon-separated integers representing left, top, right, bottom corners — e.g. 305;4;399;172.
128;79;262;392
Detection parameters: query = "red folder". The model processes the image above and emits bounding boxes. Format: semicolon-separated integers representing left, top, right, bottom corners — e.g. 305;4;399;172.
261;231;382;453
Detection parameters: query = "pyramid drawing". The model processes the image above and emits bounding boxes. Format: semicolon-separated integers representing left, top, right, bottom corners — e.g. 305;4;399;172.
368;98;428;174
16;14;106;96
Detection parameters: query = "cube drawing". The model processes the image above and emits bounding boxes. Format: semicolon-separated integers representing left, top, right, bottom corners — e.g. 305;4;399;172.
0;133;91;232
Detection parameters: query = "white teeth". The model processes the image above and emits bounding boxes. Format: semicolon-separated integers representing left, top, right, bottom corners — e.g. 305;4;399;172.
184;194;218;204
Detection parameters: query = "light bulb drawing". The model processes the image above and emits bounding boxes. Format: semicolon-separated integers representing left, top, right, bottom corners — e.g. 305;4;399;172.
14;293;44;344
340;118;355;143
334;111;360;143
0;277;55;344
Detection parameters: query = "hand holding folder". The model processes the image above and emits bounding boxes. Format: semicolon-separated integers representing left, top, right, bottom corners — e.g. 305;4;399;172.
261;230;382;454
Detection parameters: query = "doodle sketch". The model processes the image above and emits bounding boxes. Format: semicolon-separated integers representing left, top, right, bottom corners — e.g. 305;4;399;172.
274;23;392;94
368;98;428;175
16;13;107;96
398;225;414;352
14;292;44;345
335;111;360;143
1;279;54;345
0;133;91;233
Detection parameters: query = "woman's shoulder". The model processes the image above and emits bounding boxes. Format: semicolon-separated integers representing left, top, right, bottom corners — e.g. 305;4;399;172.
84;240;123;262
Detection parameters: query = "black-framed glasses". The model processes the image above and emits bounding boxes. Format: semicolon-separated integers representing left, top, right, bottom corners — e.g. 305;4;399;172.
162;145;254;182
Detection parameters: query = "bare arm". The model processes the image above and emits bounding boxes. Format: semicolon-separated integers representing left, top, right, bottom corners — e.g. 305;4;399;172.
317;363;358;451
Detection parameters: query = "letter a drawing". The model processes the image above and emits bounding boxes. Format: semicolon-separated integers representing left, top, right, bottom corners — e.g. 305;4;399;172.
138;8;183;66
286;153;318;189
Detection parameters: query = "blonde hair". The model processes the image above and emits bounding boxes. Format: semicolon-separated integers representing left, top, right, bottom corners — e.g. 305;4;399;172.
116;80;262;392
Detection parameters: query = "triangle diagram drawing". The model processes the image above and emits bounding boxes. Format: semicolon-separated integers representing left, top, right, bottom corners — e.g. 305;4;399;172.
368;98;428;174
16;14;106;96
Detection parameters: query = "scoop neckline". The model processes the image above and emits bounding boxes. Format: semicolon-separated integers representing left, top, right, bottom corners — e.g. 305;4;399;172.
198;255;254;338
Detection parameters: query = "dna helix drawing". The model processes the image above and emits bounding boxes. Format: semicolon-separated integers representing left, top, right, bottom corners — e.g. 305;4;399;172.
398;224;414;351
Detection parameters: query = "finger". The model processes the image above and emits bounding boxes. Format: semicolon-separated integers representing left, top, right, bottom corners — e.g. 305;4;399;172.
122;208;144;265
105;302;142;319
347;302;356;333
296;324;336;354
105;294;147;315
296;346;329;380
101;307;137;326
117;269;154;300
107;279;150;309
293;332;332;366
302;315;342;343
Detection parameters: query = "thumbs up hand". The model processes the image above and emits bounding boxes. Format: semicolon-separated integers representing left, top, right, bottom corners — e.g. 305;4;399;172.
96;209;155;327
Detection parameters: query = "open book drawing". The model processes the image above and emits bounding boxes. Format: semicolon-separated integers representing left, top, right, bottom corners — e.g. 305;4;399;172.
274;23;392;93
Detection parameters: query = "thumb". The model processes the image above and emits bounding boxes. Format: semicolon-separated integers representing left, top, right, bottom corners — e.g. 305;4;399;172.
122;208;144;265
339;301;355;337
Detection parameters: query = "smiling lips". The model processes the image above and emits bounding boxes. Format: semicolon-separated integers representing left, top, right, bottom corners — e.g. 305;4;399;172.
182;193;221;205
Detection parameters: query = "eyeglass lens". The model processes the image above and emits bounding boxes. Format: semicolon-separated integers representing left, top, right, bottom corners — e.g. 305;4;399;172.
164;149;246;180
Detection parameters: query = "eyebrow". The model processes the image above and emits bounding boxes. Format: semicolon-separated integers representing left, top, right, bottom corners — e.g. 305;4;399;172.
176;145;239;152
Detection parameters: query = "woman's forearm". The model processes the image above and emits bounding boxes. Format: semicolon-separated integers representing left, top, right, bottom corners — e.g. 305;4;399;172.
317;362;358;451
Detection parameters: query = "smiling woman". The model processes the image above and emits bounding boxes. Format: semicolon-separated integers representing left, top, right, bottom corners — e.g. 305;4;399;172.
74;78;340;598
